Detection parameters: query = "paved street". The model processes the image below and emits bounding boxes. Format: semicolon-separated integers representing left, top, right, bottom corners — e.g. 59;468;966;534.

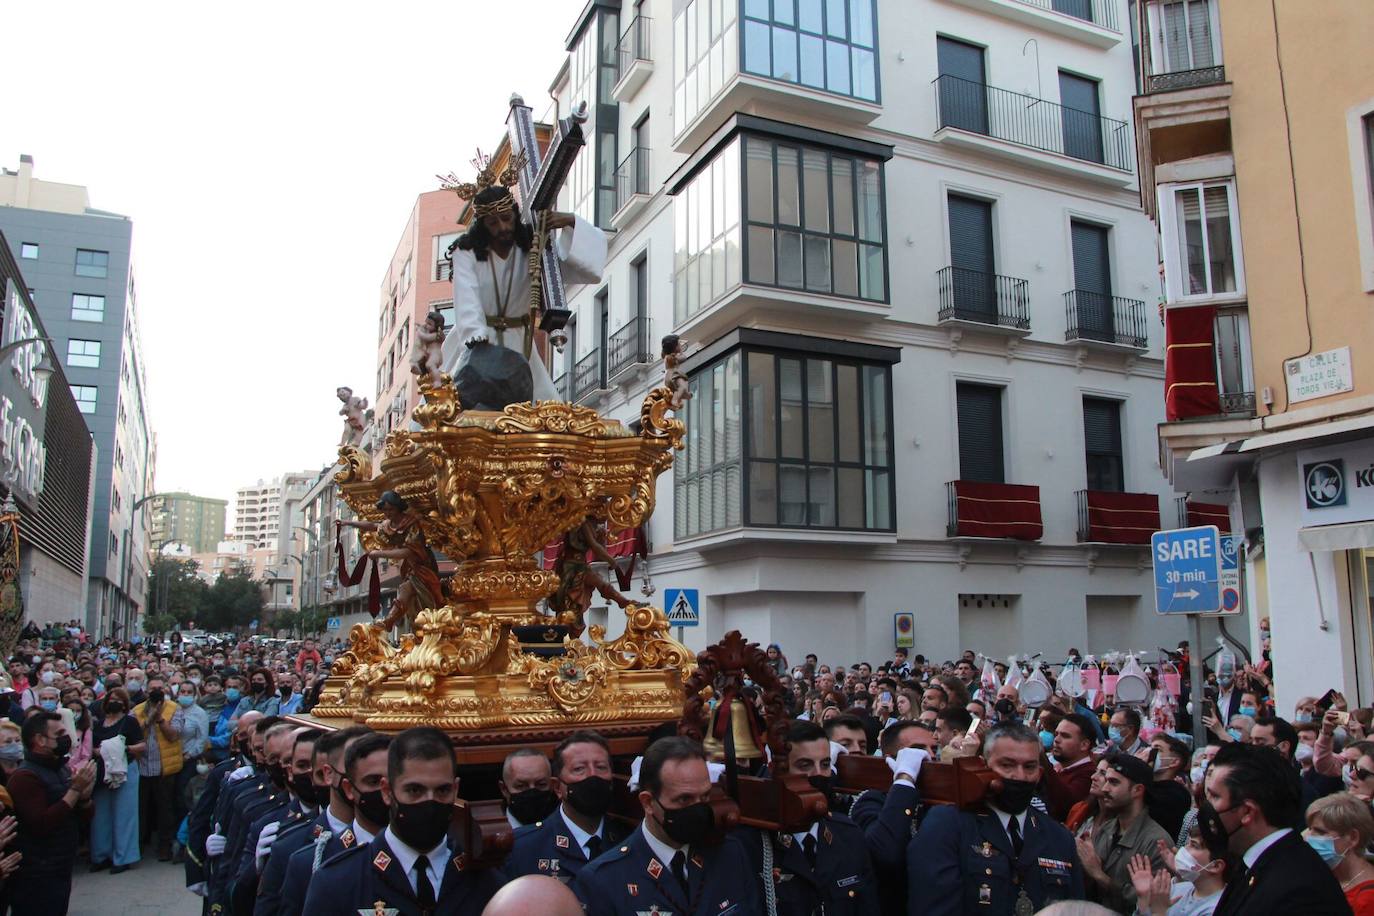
69;858;201;916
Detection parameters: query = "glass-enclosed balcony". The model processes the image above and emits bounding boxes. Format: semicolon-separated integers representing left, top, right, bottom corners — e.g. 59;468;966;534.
673;0;880;150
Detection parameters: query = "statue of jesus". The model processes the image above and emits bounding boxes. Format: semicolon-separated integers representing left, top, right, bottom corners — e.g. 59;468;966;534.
440;177;607;402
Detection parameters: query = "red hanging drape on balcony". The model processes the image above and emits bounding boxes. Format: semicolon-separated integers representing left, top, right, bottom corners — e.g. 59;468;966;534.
542;525;647;590
1186;501;1231;534
952;481;1043;541
1084;491;1161;544
1165;305;1220;420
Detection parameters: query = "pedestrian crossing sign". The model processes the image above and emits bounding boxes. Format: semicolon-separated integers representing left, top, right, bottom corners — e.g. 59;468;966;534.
664;588;700;627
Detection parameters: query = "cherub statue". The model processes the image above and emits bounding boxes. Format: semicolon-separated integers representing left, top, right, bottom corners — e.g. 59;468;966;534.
337;386;369;448
409;310;447;389
548;516;630;635
662;334;691;411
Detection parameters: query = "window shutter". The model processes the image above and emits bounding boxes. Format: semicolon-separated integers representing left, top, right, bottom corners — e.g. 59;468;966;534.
957;383;1005;484
948;196;994;274
1071;221;1112;296
1083;398;1122;456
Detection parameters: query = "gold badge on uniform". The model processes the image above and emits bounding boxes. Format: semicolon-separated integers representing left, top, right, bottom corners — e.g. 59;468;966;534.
556;835;570;849
341;829;356;848
372;851;391;872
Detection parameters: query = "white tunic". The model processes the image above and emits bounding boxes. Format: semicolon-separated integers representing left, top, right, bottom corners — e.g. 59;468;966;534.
442;216;607;402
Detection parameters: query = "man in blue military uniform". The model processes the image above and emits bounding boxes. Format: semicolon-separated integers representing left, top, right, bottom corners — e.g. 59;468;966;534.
505;730;630;884
740;720;877;916
207;717;285;914
304;727;504;915
849;720;934;916
254;726;369;916
907;722;1084;916
572;736;761;916
276;732;393;916
186;711;262;895
498;748;558;831
229;727;319;915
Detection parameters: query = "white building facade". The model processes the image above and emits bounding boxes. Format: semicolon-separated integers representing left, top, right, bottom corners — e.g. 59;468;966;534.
528;0;1220;664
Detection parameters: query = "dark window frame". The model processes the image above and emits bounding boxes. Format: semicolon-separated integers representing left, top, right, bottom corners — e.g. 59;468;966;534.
955;381;1006;484
75;248;110;278
1083;396;1125;492
675;333;897;538
740;133;889;302
19;243;38;260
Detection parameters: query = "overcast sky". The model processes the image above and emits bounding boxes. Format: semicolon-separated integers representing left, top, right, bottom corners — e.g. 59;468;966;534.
5;1;572;502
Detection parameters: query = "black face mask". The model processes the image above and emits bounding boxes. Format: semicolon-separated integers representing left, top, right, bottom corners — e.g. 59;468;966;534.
565;776;614;819
658;799;715;846
1197;801;1231;850
268;763;288;791
291;772;324;807
391;799;453;852
994;699;1018;720
252;682;266;695
808;774;836;808
507;787;559;825
53;734;73;760
992;777;1037;815
279;685;292;699
351;784;391;828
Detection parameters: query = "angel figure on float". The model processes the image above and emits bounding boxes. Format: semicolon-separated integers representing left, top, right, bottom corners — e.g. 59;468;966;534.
662;335;692;411
337;387;369;448
338;491;442;633
409;310;447;389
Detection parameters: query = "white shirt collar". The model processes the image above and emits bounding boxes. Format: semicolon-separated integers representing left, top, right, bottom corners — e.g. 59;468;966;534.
1058;755;1095;772
989;804;1029;841
324;807;349;836
382;826;447;896
505;809;524;831
352;820;376;846
790;820;820;849
1242;827;1292;868
559;804;604;858
640;821;687;867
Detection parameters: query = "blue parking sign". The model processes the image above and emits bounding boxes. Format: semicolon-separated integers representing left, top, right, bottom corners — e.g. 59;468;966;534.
1151;526;1222;614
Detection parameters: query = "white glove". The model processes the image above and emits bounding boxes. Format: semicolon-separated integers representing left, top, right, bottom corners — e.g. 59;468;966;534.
228;765;254;784
254;819;280;870
206;830;226;857
188;881;208;898
886;747;928;785
706;762;725;784
628;756;643;792
829;741;846;767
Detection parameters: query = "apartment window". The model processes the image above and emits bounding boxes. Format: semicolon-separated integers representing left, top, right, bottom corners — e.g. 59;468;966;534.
72;385;97;414
597;129;619;230
631;253;649;320
19;243;37;260
1070;220;1115;336
110;532;118;557
674;334;896;538
434;233;459;281
947;194;996;319
937;37;988;134
71;293;105;322
75;248;109;278
432;300;455;331
1083;397;1124;492
1059;71;1105;164
598;9;621;105
1148;0;1221;74
399;317;410;353
741;0;879;102
112;487;122;512
956;382;1004;484
67;339;101;368
673;0;739;136
743;135;886;300
674;138;743;323
1159;181;1242;300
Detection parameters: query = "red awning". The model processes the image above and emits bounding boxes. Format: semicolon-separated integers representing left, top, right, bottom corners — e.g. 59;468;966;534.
1165;306;1220;421
1083;491;1161;544
1186;501;1231;534
951;481;1043;541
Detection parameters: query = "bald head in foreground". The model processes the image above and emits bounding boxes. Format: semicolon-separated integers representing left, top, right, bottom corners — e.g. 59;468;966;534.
481;874;583;916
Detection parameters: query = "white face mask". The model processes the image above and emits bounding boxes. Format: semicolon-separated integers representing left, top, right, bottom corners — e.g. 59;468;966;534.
39;671;55;686
1173;846;1208;883
1296;743;1315;763
1190;764;1207;784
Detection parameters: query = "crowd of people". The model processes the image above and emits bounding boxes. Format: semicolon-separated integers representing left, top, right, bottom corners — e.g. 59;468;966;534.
0;622;1368;915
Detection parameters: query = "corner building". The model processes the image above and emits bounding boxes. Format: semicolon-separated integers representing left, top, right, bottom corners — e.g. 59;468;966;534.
532;0;1214;663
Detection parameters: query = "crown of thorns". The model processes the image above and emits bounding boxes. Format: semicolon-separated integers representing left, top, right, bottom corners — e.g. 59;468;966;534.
437;149;526;217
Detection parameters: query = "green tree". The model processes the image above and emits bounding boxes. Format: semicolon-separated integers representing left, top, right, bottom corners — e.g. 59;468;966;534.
143;611;177;637
148;556;209;627
201;563;265;632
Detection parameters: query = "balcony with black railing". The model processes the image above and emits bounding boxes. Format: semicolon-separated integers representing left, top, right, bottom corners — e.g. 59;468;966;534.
607;316;653;381
933;74;1134;180
572;349;602;404
612;147;652;229
1063;290;1148;349
943;0;1121;47
937;267;1031;331
1147;65;1226;94
614;15;653;102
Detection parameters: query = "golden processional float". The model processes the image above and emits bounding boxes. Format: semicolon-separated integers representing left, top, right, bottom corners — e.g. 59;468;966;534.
296;95;994;865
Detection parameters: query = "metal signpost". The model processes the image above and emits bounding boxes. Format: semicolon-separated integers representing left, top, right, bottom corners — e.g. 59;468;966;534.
1151;525;1223;751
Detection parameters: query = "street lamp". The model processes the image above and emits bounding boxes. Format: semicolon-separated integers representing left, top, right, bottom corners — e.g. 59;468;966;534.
117;493;158;640
0;336;56;383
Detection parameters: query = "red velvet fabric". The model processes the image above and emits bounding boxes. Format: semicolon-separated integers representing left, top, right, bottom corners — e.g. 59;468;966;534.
1186;501;1231;534
951;481;1043;541
1083;491;1161;544
1165;305;1220;420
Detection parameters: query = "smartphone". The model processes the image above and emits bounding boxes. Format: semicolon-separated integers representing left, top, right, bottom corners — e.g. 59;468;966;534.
1317;688;1339;711
880;691;893;705
1334;710;1351;727
966;715;982;737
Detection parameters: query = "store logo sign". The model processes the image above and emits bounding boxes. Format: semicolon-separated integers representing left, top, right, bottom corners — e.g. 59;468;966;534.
1304;459;1346;509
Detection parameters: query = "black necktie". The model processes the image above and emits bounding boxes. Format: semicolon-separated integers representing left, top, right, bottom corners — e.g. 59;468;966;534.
803;834;818;871
414;853;436;909
585;835;603;860
1007;815;1024;858
670;850;688;889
